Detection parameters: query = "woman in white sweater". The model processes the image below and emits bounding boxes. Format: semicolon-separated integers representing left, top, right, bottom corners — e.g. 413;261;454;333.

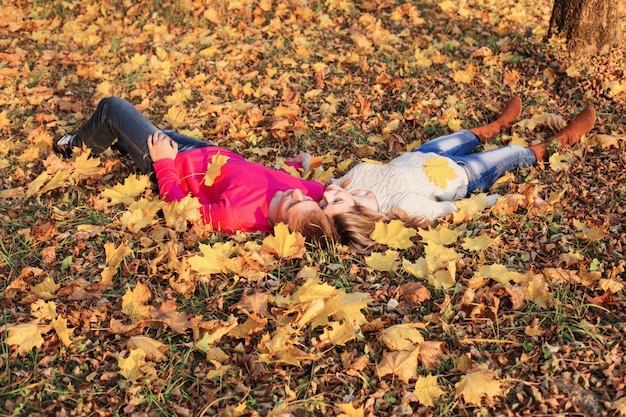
320;97;596;252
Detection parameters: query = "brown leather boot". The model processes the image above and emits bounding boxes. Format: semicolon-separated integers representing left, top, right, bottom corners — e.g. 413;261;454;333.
528;142;548;162
469;96;522;142
549;107;596;146
528;107;596;161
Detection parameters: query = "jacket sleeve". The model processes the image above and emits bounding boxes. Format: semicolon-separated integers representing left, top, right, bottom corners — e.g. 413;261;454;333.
152;158;188;202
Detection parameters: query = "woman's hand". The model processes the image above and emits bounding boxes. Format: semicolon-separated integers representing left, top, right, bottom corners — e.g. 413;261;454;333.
286;151;312;164
147;131;178;162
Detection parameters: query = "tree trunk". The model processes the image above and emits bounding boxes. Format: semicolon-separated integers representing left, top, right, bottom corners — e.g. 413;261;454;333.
548;0;622;57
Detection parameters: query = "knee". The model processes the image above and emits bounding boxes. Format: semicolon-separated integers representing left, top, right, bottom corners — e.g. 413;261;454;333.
96;96;133;114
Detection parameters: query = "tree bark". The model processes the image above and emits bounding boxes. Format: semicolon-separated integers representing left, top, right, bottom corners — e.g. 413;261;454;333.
548;0;622;57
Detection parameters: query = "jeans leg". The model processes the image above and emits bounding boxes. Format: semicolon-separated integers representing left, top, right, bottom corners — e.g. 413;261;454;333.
74;97;160;172
415;130;481;156
164;131;213;153
449;145;537;193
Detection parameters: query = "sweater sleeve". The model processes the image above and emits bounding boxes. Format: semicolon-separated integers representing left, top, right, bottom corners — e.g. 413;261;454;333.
395;194;459;220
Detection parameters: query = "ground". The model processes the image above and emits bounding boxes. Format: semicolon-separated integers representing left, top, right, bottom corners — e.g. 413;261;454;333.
0;0;625;416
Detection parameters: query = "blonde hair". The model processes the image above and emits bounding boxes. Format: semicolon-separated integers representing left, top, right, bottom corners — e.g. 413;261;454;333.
332;204;431;253
288;210;338;249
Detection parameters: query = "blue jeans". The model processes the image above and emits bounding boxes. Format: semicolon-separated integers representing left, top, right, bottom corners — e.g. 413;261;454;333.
415;130;537;193
74;97;212;173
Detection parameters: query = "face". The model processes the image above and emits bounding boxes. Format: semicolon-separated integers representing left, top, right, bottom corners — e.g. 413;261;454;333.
268;188;324;225
320;184;379;216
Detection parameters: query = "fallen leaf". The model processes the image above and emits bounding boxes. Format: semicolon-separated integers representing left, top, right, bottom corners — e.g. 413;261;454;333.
370;219;416;249
377;348;419;383
263;222;306;259
413;374;445;407
6;322;49;356
455;367;502;405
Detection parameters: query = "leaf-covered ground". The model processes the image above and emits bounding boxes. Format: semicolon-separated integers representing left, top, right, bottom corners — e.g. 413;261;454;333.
1;0;625;416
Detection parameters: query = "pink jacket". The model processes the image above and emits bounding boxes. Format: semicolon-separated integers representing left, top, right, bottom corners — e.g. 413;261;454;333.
152;147;324;233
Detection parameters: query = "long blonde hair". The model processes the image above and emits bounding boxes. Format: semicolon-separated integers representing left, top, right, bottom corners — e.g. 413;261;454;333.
331;204;430;253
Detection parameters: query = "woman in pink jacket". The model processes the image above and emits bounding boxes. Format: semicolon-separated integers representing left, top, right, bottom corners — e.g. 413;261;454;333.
53;97;334;240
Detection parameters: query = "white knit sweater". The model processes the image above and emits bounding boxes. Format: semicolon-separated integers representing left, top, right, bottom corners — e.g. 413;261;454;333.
331;151;469;220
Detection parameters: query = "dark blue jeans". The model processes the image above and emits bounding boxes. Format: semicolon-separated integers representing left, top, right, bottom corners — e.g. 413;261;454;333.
74;97;212;173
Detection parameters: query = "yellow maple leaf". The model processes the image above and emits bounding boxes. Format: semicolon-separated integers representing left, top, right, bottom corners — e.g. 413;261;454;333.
491;193;525;216
602;80;626;97
164;105;187;129
188;241;238;275
336;402;364;417
30;300;57;321
380;323;426;351
121;198;163;233
370;219;416;249
25;171;50;198
431;268;457;289
118;348;147;381
599;278;624;293
364;249;400;272
523;275;552;308
121;282;152;322
204;152;230;186
94;80;113;101
414;374;445;407
100;242;132;288
377;348;419;383
477;263;524;285
0;110;10;129
453;69;473;84
6;322;49;356
314;291;371;329
127;336;168;361
101;174;151;205
424;157;457;188
455;367;502;405
39;170;72;195
418;224;460;245
453;193;489;223
263;222;306;259
162;195;203;232
549;152;570;172
31;276;60;300
402;257;428;279
424;242;460;271
196;319;239;349
71;151;105;179
461;234;500;251
320;319;362;346
257;326;318;367
51;315;74;347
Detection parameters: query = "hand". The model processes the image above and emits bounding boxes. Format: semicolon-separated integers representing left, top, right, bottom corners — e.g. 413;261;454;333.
147;131;178;162
286;151;312;164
